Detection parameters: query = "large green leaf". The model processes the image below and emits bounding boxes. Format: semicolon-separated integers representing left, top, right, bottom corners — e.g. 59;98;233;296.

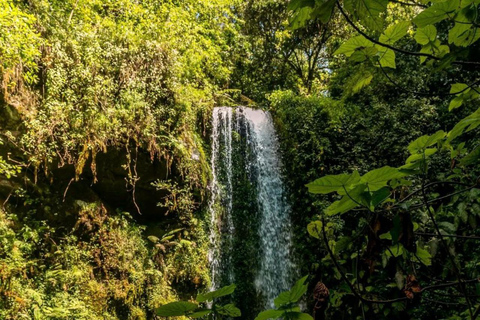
413;0;460;27
334;36;373;57
196;284;236;302
156;301;198;316
325;184;367;215
379;21;410;44
414;25;437;45
254;309;283;320
360;166;406;191
352;72;373;93
288;0;315;10
448;12;480;46
285;312;314;320
307;221;323;239
447;107;480;142
311;0;336;23
344;0;389;31
274;276;308;307
408;130;446;153
216;304;241;317
306;171;360;194
376;46;396;69
190;310;212;318
460;146;480;166
290;6;314;30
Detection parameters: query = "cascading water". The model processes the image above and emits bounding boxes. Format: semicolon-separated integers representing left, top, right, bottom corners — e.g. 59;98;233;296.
209;106;294;315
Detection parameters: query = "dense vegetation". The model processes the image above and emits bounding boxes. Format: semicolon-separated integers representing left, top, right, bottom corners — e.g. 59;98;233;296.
1;0;480;319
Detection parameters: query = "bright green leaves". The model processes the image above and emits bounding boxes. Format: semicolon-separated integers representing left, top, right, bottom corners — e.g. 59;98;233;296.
380;21;410;45
255;309;284;320
415;245;432;266
274;276;309;308
306;171;360;194
376;47;396;68
361;166;406;191
156;284;240;319
307;221;323;239
197;284;236;302
413;0;459;28
407;130;446;154
414;26;449;64
447;107;480;143
448;83;479;111
403;130;446;171
334;21;409;69
307;167;407;215
344;0;389;31
156;301;198;317
255;276;312;320
334;36;374;57
448;9;480;46
414;25;437;45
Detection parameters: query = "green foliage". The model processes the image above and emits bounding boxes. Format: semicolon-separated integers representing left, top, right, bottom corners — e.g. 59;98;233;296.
254;276;312;320
0;204;184;320
156;284;241;319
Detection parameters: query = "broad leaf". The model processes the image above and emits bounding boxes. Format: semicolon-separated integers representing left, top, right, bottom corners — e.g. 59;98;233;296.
156;301;198;316
360;166;406;191
290;7;314;30
379;21;410;44
274;276;308;307
416;246;432;266
376;46;396;69
460;146;480;166
408;130;446;153
284;312;314;320
311;0;336;23
196;284;236;302
190;310;212;318
413;0;459;27
447;107;480;142
307;221;323;239
306;171;360;194
216;304;241;317
344;0;389;31
334;36;373;57
352;72;373;93
254;309;283;320
414;25;437;45
326;184;368;215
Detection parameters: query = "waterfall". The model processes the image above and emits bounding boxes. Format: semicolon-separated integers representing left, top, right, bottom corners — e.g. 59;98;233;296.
209;106;294;312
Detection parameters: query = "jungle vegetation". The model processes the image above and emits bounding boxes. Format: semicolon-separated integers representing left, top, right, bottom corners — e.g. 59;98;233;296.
1;0;480;319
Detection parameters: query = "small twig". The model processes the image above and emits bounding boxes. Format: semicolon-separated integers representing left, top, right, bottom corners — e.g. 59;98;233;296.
63;178;74;202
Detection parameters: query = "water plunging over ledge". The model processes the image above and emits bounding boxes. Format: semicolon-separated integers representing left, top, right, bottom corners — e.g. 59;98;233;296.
208;106;294;314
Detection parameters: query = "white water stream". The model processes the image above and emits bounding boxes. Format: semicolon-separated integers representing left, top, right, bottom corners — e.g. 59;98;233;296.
208;106;294;309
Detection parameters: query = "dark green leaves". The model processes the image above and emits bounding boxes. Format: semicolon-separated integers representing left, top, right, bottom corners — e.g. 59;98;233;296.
274;276;309;308
447;107;480;142
216;304;241;317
